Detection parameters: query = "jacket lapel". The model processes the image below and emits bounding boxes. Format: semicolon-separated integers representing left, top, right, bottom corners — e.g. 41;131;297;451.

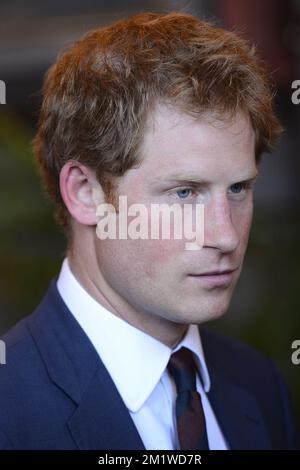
28;279;145;450
207;368;272;449
200;327;272;450
67;367;145;450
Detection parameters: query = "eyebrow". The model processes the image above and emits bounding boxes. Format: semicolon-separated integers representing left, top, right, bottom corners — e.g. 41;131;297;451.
161;171;259;185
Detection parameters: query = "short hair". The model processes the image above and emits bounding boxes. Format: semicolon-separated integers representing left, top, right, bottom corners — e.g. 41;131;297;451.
33;11;282;238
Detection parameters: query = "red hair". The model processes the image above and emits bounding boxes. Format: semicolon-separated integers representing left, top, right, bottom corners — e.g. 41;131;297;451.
33;12;282;237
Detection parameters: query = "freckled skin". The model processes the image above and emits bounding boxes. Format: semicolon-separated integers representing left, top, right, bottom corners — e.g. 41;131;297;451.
69;104;257;347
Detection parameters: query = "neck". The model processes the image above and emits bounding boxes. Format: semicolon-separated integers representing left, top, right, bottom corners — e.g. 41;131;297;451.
67;249;188;349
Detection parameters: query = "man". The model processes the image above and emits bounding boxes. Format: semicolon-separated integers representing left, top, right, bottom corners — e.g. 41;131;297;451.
0;12;297;450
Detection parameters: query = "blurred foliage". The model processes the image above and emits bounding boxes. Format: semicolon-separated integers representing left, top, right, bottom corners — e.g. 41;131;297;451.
0;111;299;430
0;110;65;332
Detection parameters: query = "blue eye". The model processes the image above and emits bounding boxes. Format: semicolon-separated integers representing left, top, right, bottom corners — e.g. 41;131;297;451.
230;183;243;194
229;183;248;194
228;181;254;197
176;188;192;199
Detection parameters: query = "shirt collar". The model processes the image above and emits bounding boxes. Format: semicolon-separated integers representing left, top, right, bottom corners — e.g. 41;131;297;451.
57;258;211;412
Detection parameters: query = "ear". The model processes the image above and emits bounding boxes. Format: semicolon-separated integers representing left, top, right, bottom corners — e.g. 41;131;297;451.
59;160;106;226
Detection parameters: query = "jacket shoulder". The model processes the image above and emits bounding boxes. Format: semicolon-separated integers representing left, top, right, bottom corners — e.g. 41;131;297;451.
0;305;76;449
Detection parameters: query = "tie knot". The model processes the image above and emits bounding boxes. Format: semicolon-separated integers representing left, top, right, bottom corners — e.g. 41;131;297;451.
168;347;197;393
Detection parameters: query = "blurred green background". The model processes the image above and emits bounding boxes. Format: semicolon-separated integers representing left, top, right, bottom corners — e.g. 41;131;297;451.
0;0;300;431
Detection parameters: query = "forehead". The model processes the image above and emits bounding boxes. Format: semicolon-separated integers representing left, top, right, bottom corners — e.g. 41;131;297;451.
136;104;256;182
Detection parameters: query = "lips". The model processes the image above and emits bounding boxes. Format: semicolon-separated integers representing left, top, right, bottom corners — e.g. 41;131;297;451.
187;268;238;287
189;268;237;276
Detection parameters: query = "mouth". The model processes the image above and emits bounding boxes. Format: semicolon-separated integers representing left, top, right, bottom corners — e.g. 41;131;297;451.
187;268;238;288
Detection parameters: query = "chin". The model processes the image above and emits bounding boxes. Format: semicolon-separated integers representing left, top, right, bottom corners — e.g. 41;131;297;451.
204;306;228;323
172;297;231;325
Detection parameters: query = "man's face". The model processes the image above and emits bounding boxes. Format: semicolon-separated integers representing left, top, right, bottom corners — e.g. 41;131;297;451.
94;104;257;326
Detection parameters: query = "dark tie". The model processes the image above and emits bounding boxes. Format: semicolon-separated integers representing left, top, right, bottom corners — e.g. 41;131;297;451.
168;347;209;450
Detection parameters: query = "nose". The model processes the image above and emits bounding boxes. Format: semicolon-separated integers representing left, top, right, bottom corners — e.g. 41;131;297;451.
204;195;239;253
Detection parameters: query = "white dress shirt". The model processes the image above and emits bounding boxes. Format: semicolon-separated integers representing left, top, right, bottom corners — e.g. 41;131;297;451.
57;258;228;450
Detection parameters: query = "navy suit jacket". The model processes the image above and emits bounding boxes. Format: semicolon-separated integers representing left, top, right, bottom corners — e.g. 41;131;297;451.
0;279;298;450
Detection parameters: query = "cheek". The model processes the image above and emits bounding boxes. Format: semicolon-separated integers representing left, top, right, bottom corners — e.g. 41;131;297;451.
134;238;183;280
97;237;180;285
234;202;253;247
119;196;185;277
